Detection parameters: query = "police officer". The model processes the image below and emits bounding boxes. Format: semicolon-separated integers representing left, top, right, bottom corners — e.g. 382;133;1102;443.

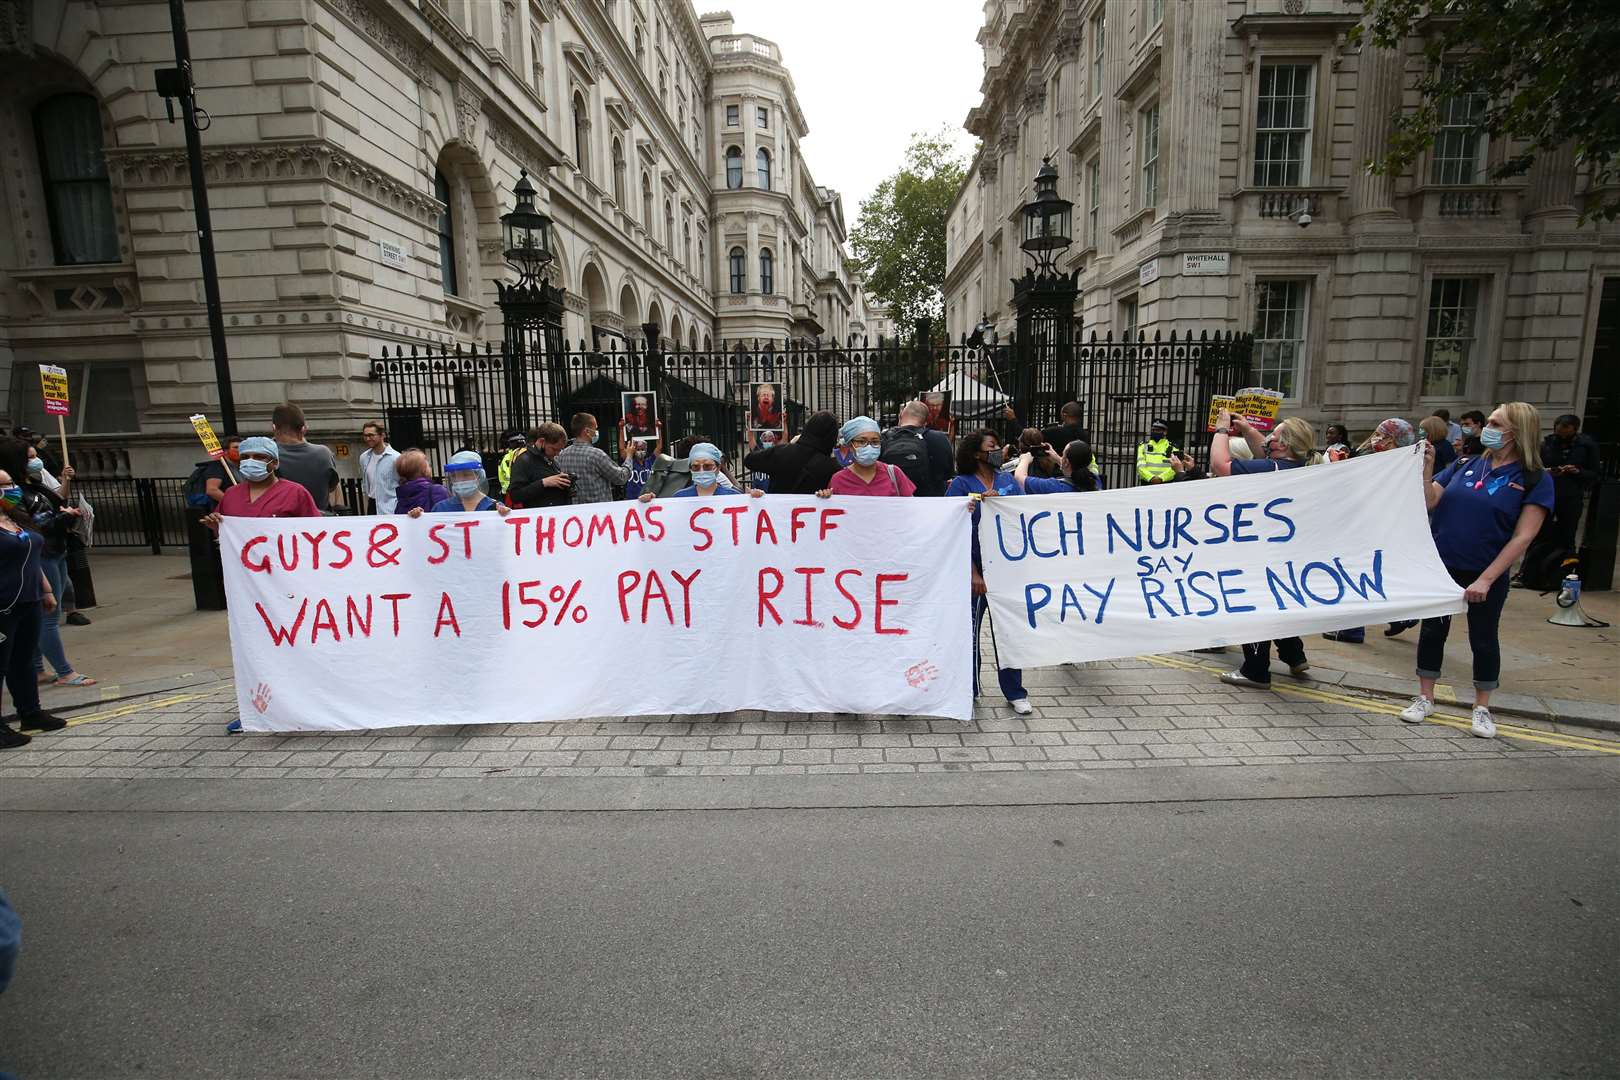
1135;418;1179;485
496;432;527;501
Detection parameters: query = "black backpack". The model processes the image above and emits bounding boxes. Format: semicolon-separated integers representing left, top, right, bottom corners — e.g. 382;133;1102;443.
183;460;220;508
880;427;931;494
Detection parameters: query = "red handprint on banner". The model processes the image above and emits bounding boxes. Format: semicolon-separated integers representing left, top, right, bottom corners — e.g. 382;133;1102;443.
251;682;272;713
904;662;939;689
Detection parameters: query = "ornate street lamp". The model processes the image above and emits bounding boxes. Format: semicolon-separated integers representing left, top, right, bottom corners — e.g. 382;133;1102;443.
496;169;565;434
1020;156;1073;276
500;169;555;284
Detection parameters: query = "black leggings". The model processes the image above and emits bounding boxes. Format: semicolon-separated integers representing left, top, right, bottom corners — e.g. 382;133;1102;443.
0;601;43;719
1416;568;1510;691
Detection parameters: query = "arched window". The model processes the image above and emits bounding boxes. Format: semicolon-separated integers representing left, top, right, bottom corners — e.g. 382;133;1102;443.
612;139;626;205
572;92;589;178
683;219;692;269
434;170;459;297
725;146;742;190
664;199;674;249
728;247;746;294
756;148;771;190
34;93;117;265
759;247;774;294
641;171;653;228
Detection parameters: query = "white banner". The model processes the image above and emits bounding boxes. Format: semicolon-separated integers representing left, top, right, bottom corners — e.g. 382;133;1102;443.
979;446;1466;668
221;497;973;730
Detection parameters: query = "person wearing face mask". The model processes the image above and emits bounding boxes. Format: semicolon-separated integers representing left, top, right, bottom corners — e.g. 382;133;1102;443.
555;413;628;505
1401;402;1554;739
618;417;664;500
745;410;840;496
1015;440;1101;494
1322;418;1417;644
0;438;94;691
0;465;66;748
1455;410;1486;458
639;442;760;499
820;417;917;497
945;429;1032;716
398;450;510;517
202;436;321;525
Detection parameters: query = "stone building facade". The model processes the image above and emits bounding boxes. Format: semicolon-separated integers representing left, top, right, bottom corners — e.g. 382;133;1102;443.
0;0;858;477
945;0;1619;438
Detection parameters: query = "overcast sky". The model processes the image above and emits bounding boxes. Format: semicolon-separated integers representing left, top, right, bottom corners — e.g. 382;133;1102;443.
715;1;984;226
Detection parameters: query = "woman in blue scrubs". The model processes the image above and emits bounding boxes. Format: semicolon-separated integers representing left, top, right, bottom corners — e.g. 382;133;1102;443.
1400;402;1553;738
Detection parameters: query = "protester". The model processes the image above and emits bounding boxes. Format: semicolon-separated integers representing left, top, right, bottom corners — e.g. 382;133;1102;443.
875;400;955;498
1325;423;1350;449
1324;418;1417;644
2;441;93;690
648;435;739;497
556;413;628;505
945;429;1031;716
359;420;401;515
1432;408;1462;446
187;434;240;506
401;450;511;517
1015;440;1100;494
1540;413;1601;552
1402;403;1554;739
506;424;572;509
1041;401;1088;452
0;465;64;748
821;417;917;497
639;442;759;499
1209;411;1318;688
619;417;663;500
1456;410;1486;457
1135;418;1179;485
271;404;339;512
745;410;839;495
1419;415;1457;471
15;428;60;478
391;450;449;515
28;446;91;626
1166;450;1206;482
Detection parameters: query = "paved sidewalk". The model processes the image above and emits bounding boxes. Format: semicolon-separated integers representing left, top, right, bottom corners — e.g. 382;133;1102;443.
4;656;1613;782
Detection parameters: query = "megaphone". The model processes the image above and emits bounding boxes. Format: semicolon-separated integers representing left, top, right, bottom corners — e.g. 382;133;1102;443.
1547;572;1610;628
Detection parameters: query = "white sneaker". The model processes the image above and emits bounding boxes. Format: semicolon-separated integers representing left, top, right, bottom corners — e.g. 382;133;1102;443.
1399;696;1434;724
1010;698;1034;716
1470;706;1496;739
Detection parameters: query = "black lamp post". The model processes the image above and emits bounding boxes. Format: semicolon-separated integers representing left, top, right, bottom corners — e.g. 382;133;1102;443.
495;170;565;434
1012;158;1081;428
1020;156;1074;277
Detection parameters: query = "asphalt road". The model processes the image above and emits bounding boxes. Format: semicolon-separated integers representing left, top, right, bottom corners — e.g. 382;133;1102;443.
2;789;1616;1079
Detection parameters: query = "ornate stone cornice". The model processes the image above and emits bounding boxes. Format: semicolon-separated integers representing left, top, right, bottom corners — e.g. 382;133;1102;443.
323;0;429;82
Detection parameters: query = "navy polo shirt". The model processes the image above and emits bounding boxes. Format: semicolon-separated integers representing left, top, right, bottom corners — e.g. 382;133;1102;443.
1430;457;1554;572
1228;457;1305;474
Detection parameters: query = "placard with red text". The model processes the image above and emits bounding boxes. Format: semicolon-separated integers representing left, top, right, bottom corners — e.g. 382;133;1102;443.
220;496;973;730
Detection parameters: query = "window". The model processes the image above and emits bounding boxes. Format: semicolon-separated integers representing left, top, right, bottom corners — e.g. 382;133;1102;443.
1253;64;1314;187
757;148;771;190
1252;280;1308;397
683;219;691;268
756;106;769;129
1432;85;1488;185
34;93;118;265
1149;0;1163;28
1086;156;1101;246
434;170;458;297
658;70;667;105
664;199;674;249
760;248;774;294
612;139;626;205
572;92;589;177
726;103;739;127
1139;102;1160;208
634;25;644;62
1119;295;1139;338
1423;277;1482;397
12;363;137;434
641;171;653;227
725;145;742;189
1090;11;1106;99
729;247;746;294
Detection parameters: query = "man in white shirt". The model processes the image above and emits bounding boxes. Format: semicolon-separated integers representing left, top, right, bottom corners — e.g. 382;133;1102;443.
359;420;401;514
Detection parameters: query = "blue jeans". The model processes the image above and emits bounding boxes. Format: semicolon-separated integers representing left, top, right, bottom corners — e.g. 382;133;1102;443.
971;591;1026;703
33;553;72;678
1417;568;1510;690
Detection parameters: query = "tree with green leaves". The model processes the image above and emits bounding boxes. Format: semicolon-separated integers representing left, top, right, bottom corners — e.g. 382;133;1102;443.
1356;0;1620;221
849;129;970;340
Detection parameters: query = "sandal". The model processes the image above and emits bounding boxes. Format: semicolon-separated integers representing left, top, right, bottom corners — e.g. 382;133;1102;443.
53;673;97;687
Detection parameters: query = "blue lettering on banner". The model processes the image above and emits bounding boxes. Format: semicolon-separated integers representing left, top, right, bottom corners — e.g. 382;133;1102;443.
1262;498;1296;542
1265;551;1386;610
995;514;1029;561
998;511;1086;562
1025;577;1116;627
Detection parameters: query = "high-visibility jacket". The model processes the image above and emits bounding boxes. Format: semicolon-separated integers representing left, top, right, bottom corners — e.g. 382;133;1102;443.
498;447;526;492
1136;437;1177;483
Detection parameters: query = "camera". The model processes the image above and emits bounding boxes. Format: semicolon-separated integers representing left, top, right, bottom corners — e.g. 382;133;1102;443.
1295;210;1312;228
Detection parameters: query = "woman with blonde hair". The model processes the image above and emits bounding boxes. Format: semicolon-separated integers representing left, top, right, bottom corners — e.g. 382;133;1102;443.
1401;402;1553;738
1210;409;1320;688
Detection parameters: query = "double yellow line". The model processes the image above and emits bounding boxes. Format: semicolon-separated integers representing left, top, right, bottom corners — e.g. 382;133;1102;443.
60;693;212;729
1141;654;1620;755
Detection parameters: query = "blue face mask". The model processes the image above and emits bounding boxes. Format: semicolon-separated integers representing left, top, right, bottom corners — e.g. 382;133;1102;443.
239;459;271;481
26;459;43;475
692;469;719;487
1479;426;1505;449
854;445;882;467
588;429;600;445
451;478;481;498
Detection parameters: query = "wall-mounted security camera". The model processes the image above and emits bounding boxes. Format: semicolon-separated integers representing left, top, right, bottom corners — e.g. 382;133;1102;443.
1295;210;1313;228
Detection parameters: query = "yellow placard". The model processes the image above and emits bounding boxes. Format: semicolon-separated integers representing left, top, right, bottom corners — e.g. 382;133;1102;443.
39;364;70;416
190;413;224;459
1206;395;1236;432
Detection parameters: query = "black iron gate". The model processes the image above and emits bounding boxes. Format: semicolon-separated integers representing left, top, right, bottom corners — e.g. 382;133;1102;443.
370;328;1251;492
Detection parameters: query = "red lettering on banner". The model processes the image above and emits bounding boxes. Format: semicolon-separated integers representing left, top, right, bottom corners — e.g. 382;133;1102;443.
819;508;845;541
310;598;340;643
722;504;748;546
833;569;863;630
670;568;700;628
758;567;784;626
242;536;271;574
345;595;373;638
330;531;355;570
504;580;547;628
256;598;309;646
874;573;908;635
755;510;779;546
689;507;714;552
644;504;666;543
793;566;825;627
641;570;672;624
616;571;640;623
561;516;584;548
790;506;815;544
367;524;401;567
535;514;556;556
427;523;450;565
301;530;330;568
276;535;299;572
505;515;531;555
381;593;411;636
621;510;646;544
451;519;478;559
586;512;618;547
433;592;461;637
